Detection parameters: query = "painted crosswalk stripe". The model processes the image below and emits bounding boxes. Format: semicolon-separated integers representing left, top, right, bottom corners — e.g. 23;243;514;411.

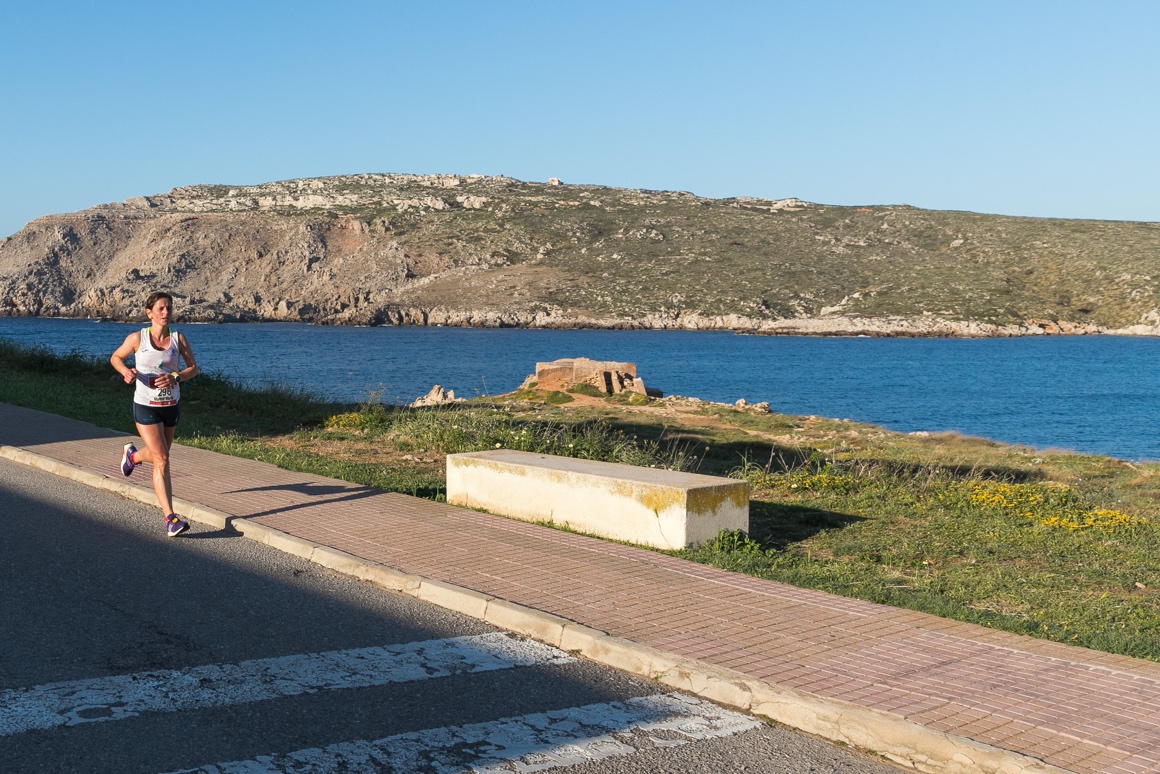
0;633;570;736
166;693;762;773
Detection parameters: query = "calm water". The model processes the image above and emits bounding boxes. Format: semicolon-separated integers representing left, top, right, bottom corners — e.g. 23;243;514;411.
2;317;1157;460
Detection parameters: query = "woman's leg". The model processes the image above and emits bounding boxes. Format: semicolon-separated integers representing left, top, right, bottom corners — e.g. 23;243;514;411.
133;421;175;516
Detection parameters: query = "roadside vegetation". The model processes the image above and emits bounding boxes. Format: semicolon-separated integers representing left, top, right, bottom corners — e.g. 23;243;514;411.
3;338;1158;661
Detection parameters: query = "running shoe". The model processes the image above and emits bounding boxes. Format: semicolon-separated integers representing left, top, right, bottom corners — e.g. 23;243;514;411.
121;443;138;477
165;514;189;537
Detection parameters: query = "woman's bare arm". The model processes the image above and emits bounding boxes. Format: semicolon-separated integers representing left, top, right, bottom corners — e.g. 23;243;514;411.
110;331;142;384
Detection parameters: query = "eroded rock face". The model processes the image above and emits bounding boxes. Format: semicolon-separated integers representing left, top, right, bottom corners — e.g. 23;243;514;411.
0;174;520;324
0;210;461;324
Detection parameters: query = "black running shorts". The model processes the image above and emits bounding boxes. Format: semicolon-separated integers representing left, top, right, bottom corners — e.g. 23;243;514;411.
133;402;181;427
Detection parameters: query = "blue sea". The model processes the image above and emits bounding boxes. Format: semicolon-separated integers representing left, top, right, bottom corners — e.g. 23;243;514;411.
2;317;1157;461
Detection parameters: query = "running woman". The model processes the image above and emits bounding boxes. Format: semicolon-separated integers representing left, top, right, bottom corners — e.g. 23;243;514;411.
110;291;200;537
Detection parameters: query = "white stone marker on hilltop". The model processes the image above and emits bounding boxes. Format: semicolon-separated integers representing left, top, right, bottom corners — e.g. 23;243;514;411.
446;450;749;550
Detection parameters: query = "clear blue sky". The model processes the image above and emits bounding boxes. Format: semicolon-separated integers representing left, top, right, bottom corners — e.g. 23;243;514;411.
2;1;1156;237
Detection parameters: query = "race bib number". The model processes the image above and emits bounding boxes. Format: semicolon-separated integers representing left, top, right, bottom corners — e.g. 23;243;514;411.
149;385;177;407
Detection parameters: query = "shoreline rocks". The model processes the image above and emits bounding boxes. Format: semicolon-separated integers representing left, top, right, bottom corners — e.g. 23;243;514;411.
2;305;1155;338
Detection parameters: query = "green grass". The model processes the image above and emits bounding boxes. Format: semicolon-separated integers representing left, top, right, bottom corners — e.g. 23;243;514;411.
188;433;445;499
682;461;1160;659
3;337;1159;660
0;339;327;438
320;401;699;470
566;383;606;398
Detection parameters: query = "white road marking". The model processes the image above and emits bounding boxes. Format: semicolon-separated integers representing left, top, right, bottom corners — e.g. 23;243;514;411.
0;633;570;736
167;693;762;773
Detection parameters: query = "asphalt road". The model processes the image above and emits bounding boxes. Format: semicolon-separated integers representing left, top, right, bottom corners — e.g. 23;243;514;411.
0;457;902;773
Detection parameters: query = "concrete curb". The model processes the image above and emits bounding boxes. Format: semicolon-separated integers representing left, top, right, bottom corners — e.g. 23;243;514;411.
0;444;1071;774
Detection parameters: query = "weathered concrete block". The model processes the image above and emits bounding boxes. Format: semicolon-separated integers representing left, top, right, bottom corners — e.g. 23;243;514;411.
358;564;423;593
235;521;318;560
446;450;748;549
559;623;609;653
311;546;371;576
483;599;571;647
534;358;637;391
414;579;492;619
533;362;575;389
574;634;655;677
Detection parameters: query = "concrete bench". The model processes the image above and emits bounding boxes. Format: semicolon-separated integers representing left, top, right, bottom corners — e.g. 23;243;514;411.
446;450;749;550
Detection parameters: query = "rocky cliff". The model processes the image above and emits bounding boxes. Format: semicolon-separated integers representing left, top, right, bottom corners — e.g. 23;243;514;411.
2;173;1158;336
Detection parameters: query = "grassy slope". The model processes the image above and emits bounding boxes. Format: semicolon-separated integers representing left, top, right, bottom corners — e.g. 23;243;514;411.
3;338;1158;660
325;178;1160;326
11;174;1159;328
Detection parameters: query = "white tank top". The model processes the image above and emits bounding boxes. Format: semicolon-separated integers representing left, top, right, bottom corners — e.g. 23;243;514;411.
133;327;181;406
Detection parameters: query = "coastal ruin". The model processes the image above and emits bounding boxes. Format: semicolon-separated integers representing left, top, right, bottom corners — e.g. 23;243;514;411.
525;357;662;398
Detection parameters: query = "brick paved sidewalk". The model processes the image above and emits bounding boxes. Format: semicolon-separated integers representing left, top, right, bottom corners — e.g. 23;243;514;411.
2;402;1159;773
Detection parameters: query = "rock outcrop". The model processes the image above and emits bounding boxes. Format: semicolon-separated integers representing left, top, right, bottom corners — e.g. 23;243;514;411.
410;384;464;407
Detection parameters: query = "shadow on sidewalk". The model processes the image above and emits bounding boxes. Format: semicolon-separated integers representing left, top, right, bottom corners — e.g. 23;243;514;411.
226;481;382;520
228;481;365;497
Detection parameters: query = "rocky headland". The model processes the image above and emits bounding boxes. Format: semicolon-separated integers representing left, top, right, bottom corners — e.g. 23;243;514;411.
2;173;1158;336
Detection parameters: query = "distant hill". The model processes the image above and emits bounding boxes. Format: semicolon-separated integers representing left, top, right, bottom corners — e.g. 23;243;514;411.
2;173;1158;336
